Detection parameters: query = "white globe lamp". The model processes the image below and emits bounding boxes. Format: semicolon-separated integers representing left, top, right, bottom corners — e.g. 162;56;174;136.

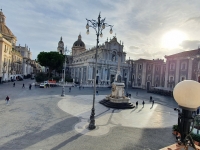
173;80;200;111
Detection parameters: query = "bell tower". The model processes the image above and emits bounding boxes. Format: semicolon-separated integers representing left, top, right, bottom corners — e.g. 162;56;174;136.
57;36;64;54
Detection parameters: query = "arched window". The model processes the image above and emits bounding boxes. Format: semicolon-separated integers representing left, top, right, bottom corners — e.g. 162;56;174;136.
156;66;159;71
147;75;151;80
132;74;135;81
148;65;151;70
181;62;187;70
139;64;142;70
170;63;175;70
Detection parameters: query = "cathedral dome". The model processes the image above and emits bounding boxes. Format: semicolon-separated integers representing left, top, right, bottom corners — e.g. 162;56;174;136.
73;34;85;47
0;23;14;37
0;10;15;39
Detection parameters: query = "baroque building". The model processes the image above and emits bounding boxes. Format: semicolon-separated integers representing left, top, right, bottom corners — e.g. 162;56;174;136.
130;59;165;90
0;9;18;82
67;35;130;86
164;48;200;88
130;48;200;91
15;44;33;76
0;10;41;82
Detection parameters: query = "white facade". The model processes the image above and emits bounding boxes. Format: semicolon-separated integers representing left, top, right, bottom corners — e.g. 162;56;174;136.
68;36;130;86
15;44;33;76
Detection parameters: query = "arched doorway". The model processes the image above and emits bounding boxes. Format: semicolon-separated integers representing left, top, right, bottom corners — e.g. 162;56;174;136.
146;82;150;91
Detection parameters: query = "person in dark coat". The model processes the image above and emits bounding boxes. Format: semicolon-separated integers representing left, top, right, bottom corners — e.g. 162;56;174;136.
69;87;71;92
22;83;25;88
142;101;145;108
5;96;10;104
96;90;99;95
29;84;32;90
136;101;138;108
150;96;152;102
13;82;15;87
152;100;154;107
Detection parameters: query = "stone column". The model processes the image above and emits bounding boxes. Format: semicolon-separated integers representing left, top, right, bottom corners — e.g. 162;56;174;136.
164;61;169;88
135;63;138;85
152;64;155;86
160;65;163;87
141;62;146;88
81;67;83;83
175;59;180;84
86;66;89;82
73;68;75;79
24;63;27;75
188;59;193;80
108;68;110;84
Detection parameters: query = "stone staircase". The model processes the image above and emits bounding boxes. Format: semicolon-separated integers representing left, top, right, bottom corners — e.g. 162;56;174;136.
99;99;135;109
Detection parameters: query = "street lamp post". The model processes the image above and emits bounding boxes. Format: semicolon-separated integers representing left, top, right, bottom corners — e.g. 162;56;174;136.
171;80;200;149
86;12;113;130
61;47;68;97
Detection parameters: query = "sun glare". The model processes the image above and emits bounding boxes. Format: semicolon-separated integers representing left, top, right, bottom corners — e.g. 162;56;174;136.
161;30;187;49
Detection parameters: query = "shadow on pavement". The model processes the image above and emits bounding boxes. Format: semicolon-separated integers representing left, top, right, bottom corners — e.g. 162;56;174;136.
51;133;82;150
0;117;79;150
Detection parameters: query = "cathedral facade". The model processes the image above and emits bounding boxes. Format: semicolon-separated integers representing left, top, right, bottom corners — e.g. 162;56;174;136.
63;35;130;86
58;34;200;90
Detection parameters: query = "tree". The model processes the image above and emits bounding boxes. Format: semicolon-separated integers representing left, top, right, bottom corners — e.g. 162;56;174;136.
37;51;64;77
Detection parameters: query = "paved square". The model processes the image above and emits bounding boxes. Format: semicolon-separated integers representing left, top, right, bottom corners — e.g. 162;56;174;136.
0;79;179;150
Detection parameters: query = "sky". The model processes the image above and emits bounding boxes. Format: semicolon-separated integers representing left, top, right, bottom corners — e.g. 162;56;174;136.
1;0;200;61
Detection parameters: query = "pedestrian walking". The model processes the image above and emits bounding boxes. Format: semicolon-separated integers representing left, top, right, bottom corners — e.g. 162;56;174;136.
136;91;138;96
79;86;81;90
136;101;138;108
13;82;15;87
29;84;32;90
150;96;152;102
5;96;10;105
22;83;25;88
142;100;145;108
69;87;71;92
96;90;99;95
152;100;154;107
126;92;129;97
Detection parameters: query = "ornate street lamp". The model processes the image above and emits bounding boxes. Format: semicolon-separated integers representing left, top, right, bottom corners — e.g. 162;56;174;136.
172;80;200;149
86;12;113;130
61;46;69;97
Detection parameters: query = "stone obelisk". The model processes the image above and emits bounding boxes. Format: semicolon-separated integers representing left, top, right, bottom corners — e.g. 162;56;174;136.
99;52;134;109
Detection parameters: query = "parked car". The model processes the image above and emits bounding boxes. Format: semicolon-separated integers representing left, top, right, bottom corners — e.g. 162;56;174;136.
40;83;46;88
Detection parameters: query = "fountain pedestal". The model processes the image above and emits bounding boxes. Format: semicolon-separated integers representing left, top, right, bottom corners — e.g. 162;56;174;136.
100;82;134;109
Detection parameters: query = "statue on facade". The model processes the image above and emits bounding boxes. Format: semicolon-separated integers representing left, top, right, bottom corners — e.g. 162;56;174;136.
116;74;122;83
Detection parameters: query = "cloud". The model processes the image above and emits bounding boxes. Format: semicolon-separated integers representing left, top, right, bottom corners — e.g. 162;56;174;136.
186;16;200;23
179;40;200;49
129;46;140;49
1;0;200;60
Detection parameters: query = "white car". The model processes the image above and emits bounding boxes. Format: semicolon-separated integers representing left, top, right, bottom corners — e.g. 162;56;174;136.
40;83;46;88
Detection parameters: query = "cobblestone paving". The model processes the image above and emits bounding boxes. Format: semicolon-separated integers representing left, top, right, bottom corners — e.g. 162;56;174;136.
0;80;178;150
